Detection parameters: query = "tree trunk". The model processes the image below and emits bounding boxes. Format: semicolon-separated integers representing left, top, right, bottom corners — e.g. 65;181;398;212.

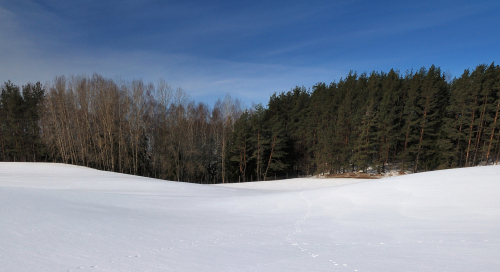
263;135;277;181
414;96;429;173
465;95;478;167
485;100;500;164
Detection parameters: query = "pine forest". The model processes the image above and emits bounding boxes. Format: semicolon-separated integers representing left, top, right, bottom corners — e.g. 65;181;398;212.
1;63;499;183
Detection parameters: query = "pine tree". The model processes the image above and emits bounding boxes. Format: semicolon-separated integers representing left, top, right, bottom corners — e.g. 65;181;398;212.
263;94;290;179
398;70;420;172
288;87;312;176
482;63;500;164
444;76;463;167
463;65;487;166
352;73;374;172
413;66;448;172
1;81;25;161
230;110;251;182
306;82;330;175
249;104;268;181
377;69;403;173
22;82;45;161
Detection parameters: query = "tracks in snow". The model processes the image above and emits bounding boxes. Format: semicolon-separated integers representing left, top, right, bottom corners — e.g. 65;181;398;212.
286;192;317;257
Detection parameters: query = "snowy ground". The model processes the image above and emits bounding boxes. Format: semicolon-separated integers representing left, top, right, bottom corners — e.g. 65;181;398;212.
1;163;499;271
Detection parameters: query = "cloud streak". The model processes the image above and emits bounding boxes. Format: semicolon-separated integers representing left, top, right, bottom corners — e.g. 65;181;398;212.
1;0;499;105
0;42;342;105
348;1;499;39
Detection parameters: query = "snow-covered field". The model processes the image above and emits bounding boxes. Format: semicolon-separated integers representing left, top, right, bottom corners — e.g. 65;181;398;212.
1;163;499;271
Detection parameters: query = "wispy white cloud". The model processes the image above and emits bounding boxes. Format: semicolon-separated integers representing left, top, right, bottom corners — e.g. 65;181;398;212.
1;0;498;106
0;1;346;104
348;2;499;39
0;40;342;105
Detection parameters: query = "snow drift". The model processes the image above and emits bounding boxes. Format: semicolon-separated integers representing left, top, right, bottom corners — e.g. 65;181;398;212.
1;163;499;271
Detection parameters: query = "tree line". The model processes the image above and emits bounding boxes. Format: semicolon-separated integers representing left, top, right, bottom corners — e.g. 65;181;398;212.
1;63;499;183
1;75;243;183
230;63;500;180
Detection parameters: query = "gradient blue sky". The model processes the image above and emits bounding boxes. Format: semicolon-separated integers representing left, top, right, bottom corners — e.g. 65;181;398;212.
1;0;499;105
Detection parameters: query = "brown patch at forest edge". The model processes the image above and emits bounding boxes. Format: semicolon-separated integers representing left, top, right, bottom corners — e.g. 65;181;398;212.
326;172;383;179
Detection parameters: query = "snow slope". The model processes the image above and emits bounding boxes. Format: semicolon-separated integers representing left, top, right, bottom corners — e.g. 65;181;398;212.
1;163;499;271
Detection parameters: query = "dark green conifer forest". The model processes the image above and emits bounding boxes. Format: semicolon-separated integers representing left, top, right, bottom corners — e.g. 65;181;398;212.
1;63;499;183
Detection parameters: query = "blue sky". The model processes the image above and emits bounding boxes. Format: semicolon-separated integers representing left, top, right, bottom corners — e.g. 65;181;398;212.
1;0;499;105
